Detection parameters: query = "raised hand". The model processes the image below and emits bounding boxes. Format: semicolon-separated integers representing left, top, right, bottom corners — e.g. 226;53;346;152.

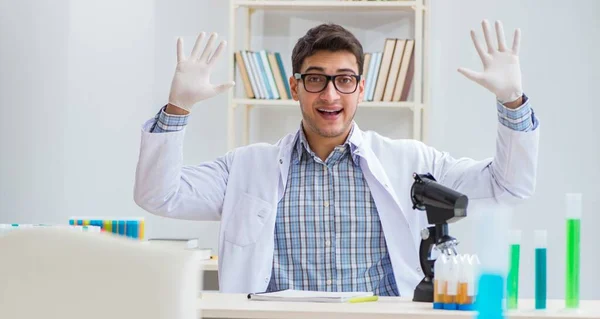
168;32;235;112
458;20;523;104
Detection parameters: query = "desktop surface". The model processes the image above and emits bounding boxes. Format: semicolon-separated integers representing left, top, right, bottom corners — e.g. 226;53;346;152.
198;292;600;319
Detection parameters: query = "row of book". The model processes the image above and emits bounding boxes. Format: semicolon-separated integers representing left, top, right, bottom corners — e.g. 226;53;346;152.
364;38;415;102
234;38;414;102
235;50;293;100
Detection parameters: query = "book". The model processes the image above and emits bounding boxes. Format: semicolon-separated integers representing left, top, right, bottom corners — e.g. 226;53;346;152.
372;38;397;101
366;52;381;101
234;51;254;98
248;51;267;99
398;43;415;102
274;52;292;99
247;289;376;303
241;51;259;98
252;51;270;99
259;50;280;99
392;39;414;102
382;39;406;102
268;52;289;99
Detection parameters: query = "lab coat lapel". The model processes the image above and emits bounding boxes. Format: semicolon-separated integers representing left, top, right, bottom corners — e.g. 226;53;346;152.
350;125;418;250
276;135;294;202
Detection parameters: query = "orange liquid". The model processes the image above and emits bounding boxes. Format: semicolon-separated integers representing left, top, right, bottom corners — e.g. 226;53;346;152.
443;282;455;303
456;282;474;304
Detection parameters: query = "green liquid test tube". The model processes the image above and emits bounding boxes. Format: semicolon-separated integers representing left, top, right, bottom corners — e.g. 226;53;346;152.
534;230;547;310
507;230;521;310
565;193;582;309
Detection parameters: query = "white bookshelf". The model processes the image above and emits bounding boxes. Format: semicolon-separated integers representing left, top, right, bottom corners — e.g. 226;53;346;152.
227;0;429;149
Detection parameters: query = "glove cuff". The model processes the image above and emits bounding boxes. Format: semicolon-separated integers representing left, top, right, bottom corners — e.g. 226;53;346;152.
497;90;523;105
167;95;193;113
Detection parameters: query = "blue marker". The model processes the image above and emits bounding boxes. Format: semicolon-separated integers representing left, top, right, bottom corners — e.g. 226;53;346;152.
126;220;138;238
118;220;126;235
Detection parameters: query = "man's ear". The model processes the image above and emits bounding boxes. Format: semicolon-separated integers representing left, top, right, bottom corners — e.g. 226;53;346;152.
357;76;365;103
289;75;299;101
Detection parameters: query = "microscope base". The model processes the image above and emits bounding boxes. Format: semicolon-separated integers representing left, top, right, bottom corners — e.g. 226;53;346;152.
412;277;434;302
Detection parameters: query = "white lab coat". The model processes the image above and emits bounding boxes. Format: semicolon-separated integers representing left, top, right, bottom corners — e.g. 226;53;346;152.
134;119;539;298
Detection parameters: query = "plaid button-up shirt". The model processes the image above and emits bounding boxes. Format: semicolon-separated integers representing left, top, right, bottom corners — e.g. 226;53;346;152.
265;124;398;295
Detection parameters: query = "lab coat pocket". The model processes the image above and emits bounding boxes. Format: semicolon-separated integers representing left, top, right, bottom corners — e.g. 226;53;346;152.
224;193;272;247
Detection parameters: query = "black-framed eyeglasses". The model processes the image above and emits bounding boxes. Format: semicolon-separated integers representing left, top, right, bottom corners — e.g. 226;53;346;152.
294;73;361;94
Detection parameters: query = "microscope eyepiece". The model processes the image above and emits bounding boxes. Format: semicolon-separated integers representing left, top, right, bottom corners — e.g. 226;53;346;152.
411;173;468;224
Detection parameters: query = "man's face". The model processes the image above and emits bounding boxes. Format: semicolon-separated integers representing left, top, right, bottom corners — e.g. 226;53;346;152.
290;50;365;140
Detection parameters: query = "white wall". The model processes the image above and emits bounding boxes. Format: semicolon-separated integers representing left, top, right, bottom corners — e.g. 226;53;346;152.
428;0;600;300
0;0;222;248
0;0;598;299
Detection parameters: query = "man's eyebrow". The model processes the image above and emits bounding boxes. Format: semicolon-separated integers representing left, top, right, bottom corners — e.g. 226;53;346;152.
303;66;358;75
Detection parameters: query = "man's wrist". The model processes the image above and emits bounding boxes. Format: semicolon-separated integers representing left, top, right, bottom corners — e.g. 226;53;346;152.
502;95;524;109
165;103;190;116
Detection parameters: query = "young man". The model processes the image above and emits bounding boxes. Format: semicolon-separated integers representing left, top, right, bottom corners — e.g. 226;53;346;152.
134;22;539;297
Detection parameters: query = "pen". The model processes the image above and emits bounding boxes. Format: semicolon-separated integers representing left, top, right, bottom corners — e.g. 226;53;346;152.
348;296;379;303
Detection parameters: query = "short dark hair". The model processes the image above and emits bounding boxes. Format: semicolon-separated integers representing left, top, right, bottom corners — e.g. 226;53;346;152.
291;23;364;75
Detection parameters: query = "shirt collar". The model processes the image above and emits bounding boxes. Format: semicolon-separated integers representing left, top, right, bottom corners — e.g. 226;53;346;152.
292;121;360;165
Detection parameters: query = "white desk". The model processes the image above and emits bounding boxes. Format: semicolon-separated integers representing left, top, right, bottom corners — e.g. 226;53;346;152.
200;259;218;271
144;240;218;271
198;293;600;319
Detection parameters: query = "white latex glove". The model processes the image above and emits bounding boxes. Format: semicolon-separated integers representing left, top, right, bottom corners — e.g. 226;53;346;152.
458;20;523;104
168;32;235;112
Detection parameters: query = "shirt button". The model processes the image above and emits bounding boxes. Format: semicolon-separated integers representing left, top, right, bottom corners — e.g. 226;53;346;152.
323;166;327;171
325;240;331;247
326;280;332;285
279;159;283;164
324;201;329;207
417;267;422;273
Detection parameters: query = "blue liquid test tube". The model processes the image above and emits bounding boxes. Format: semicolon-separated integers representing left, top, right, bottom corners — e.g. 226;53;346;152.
534;230;547;310
475;204;512;319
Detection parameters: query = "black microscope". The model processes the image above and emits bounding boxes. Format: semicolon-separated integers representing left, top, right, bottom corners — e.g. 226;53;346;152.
410;173;468;302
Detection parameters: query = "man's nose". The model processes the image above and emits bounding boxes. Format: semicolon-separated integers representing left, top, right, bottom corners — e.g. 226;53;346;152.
319;80;341;101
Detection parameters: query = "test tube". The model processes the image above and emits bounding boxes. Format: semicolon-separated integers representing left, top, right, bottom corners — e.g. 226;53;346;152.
475;204;511;319
433;254;446;309
535;230;547;310
469;254;480;305
565;193;582;309
507;230;521;310
444;256;459;310
457;254;473;310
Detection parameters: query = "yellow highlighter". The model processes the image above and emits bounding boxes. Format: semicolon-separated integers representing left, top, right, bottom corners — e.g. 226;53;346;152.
348;296;379;303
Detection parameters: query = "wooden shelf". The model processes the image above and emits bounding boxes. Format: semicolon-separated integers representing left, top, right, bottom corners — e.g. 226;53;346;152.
233;98;418;110
234;1;420;11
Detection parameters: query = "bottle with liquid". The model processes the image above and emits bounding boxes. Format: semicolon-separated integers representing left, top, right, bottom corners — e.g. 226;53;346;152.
507;230;521;310
444;256;459;310
433;255;446;309
565;193;582;309
535;230;547;310
475;204;511;319
457;254;474;310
